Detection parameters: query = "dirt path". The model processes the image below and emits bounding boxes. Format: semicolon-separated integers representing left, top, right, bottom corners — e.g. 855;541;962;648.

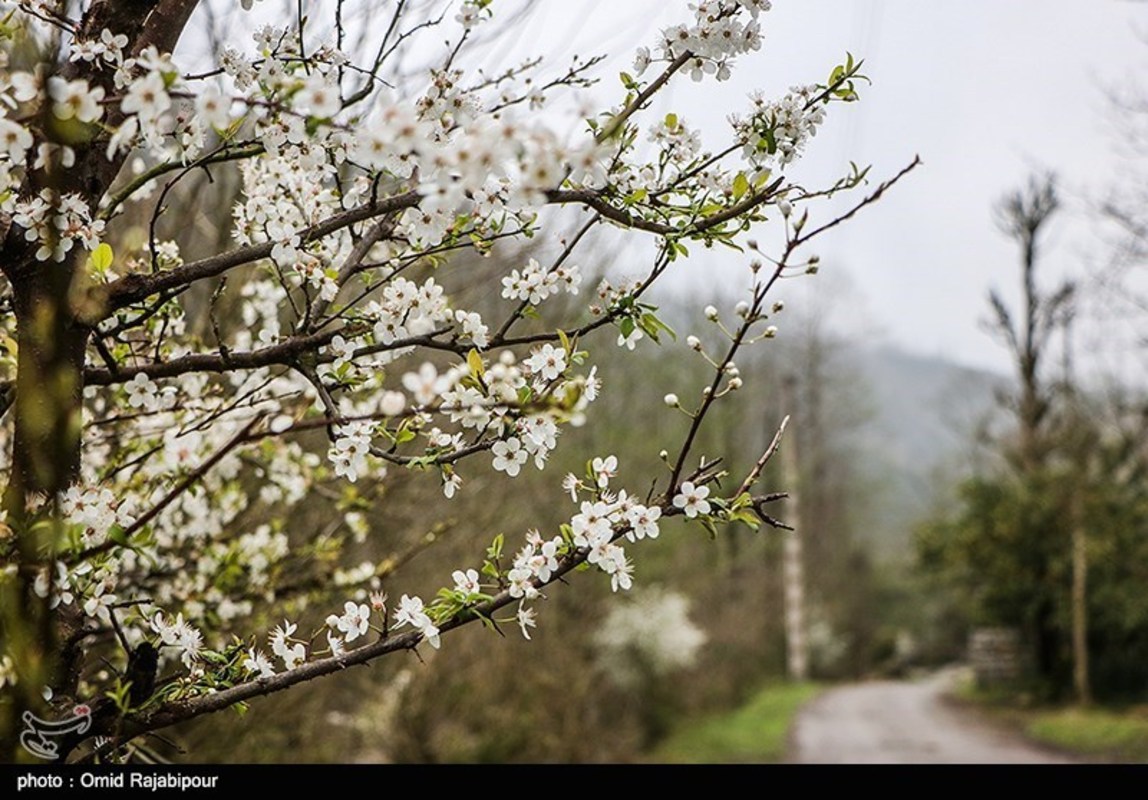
790;671;1074;763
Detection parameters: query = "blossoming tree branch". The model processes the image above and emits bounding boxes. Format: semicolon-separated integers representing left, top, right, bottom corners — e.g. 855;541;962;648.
0;0;916;761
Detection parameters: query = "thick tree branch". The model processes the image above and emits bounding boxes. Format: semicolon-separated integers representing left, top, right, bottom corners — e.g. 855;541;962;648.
102;191;421;311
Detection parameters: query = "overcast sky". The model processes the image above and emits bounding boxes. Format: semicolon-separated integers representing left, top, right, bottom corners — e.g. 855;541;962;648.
474;1;1148;377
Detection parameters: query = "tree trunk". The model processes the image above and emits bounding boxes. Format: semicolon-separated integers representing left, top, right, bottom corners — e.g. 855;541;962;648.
0;251;90;762
1071;500;1091;706
781;376;807;681
7;261;90;506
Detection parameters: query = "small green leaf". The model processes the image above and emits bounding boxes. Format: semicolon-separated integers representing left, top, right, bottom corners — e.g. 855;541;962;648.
624;188;648;205
467;348;485;379
733;172;750;201
89;242;114;273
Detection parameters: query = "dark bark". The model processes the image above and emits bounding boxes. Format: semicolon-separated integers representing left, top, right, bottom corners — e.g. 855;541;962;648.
0;0;202;762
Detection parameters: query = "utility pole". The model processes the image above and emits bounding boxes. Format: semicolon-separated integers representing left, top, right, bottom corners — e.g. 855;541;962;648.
1064;314;1092;706
781;375;808;681
1071;493;1091;705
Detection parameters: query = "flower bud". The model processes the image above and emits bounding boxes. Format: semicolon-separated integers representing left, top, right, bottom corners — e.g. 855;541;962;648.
728;377;743;390
664;393;679;407
704;305;719;321
687;335;702;350
735;301;751;319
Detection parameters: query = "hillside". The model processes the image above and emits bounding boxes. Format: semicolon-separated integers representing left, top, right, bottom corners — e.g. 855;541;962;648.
853;347;1004;558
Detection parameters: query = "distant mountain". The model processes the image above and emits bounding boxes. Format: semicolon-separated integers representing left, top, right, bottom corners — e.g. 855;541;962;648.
852;346;1006;558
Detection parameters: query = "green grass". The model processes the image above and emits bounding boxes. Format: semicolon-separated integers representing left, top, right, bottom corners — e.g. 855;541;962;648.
950;676;1148;762
1026;708;1148;762
650;681;820;764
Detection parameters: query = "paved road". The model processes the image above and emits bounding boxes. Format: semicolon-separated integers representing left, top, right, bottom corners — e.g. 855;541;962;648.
790;672;1074;763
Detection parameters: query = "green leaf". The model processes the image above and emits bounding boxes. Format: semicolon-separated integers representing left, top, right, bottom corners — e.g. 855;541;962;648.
638;313;661;344
640;311;677;342
733;172;750;201
89;242;113;273
467;348;485;380
700;517;718;539
487;533;504;560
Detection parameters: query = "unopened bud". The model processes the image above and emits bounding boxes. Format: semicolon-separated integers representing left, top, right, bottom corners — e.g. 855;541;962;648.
687;335;702;351
728;377;743;390
778;199;792;217
704;305;719;321
735;301;751;319
664;393;680;407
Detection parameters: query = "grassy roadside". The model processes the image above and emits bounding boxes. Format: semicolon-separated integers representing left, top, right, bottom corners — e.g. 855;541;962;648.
1026;707;1148;762
649;681;820;764
951;680;1148;762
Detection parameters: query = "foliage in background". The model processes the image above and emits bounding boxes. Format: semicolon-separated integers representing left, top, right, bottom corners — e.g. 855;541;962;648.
917;176;1148;703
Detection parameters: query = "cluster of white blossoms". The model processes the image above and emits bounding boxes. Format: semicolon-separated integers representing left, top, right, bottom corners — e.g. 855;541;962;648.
732;84;828;167
149;612;205;670
500;258;583;306
9;190;105;262
392;594;440;648
594;587;707;687
59;486;134;547
328;420;377;483
636;0;768;82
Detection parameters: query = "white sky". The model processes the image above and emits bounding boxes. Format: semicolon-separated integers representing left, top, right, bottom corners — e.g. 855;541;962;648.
472;1;1148;377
